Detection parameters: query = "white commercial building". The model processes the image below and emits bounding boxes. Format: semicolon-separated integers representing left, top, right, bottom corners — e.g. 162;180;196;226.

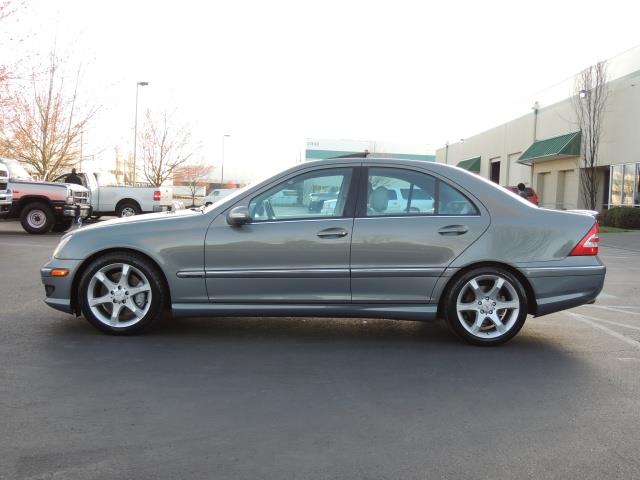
435;47;640;211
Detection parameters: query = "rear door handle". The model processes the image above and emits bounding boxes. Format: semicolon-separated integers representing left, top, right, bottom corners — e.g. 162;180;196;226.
317;228;349;239
438;225;469;236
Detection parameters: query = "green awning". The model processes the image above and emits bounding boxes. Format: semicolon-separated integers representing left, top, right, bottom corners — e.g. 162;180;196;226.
457;157;481;173
518;131;581;165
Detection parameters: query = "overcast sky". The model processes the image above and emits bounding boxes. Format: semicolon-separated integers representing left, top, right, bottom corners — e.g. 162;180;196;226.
5;0;640;182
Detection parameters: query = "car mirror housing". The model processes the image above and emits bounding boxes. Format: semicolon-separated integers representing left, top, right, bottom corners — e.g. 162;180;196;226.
226;206;252;226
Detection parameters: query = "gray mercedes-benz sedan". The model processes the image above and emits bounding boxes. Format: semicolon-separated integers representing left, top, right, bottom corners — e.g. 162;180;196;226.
41;158;605;345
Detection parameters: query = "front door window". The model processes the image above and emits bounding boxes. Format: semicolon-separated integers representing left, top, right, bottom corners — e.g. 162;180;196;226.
249;168;353;221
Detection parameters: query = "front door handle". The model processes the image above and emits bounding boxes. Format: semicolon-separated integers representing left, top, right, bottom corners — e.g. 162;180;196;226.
317;228;349;239
438;225;469;236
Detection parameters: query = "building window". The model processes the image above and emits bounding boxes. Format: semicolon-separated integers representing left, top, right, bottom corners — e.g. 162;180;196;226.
610;163;640;207
622;164;635;206
636;164;640;205
610;165;623;205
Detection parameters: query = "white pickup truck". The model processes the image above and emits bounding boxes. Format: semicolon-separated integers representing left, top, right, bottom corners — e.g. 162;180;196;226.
53;170;175;217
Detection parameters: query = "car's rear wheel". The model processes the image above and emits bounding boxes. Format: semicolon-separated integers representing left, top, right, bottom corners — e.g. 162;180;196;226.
445;267;527;346
116;201;141;217
78;252;166;334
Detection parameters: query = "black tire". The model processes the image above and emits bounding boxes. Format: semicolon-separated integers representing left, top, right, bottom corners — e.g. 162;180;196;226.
444;267;528;346
116;201;141;217
20;202;54;234
52;218;74;233
78;252;167;335
90;214;102;220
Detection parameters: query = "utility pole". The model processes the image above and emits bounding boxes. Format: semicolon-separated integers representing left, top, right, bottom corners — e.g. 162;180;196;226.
132;81;149;185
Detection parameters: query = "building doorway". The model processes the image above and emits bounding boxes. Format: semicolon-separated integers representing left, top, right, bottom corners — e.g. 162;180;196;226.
490;161;501;184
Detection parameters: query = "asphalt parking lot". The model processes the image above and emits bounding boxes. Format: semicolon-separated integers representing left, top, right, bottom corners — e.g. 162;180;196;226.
1;220;639;480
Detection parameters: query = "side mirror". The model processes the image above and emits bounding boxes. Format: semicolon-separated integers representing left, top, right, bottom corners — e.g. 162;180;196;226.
226;206;252;226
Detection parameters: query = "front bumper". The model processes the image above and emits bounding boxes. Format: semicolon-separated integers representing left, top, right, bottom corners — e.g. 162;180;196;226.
63;204;92;218
41;258;83;314
0;194;12;215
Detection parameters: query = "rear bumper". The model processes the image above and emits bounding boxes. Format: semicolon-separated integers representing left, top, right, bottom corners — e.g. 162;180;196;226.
522;263;606;316
152;201;184;213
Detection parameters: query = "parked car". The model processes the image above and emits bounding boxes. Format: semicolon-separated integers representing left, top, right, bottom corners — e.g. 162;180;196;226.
322;185;434;216
0;158;91;234
52;170;174;217
0;162;12;215
42;158;605;345
504;185;539;205
203;188;237;206
308;191;339;212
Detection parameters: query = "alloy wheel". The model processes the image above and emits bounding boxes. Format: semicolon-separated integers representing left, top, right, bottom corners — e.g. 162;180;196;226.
455;274;521;339
86;263;152;328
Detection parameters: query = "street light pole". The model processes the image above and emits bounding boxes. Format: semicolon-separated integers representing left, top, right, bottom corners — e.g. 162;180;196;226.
132;81;149;185
221;134;230;186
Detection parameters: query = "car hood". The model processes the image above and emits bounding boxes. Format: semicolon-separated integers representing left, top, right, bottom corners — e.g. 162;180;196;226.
79;207;201;231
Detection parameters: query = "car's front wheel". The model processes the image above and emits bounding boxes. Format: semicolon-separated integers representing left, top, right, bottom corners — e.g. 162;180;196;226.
444;267;527;346
78;252;166;334
20;202;54;234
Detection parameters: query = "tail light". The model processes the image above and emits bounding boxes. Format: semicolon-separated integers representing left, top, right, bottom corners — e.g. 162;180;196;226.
570;222;599;256
153;190;161;201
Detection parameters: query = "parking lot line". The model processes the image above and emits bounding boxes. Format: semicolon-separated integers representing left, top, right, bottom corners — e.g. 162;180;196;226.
0;241;53;248
586;317;640;332
587;305;640;316
589;305;640;310
565;311;640;350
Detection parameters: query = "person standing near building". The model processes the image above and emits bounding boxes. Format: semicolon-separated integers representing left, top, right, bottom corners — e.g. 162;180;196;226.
517;183;529;199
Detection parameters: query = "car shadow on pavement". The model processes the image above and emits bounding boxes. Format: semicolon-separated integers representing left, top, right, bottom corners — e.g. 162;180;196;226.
47;313;566;354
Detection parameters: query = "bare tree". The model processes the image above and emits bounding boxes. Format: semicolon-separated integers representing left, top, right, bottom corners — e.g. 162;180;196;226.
140;110;193;187
0;52;95;180
573;61;608;210
176;163;212;206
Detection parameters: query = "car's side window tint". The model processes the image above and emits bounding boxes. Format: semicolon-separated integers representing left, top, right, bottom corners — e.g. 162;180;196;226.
364;167;478;217
438;181;478;215
367;168;436;216
249;168;353;222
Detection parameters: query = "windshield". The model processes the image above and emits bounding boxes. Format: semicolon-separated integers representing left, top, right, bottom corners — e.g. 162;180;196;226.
2;159;33;181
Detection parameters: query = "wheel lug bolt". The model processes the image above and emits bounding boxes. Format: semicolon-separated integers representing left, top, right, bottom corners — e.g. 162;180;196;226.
110;291;114;294
478;301;481;305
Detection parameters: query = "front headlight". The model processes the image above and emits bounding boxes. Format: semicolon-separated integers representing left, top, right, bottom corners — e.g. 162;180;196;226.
53;233;73;258
66;188;74;204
